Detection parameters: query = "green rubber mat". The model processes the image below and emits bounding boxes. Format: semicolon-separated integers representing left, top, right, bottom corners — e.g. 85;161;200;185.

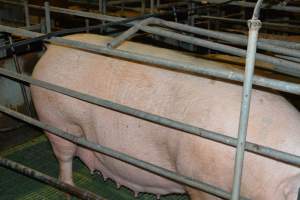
0;135;189;200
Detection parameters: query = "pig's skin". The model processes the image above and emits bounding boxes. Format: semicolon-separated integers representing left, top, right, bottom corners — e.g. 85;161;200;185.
30;34;300;199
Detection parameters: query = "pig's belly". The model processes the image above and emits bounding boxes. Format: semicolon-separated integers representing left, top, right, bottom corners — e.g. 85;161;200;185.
76;109;185;195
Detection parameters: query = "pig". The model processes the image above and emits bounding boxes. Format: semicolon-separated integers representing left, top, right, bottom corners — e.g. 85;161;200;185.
30;34;300;200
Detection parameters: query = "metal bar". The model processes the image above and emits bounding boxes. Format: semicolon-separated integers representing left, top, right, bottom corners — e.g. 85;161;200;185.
8;36;33;117
150;0;155;14
139;24;300;78
85;19;90;33
0;156;104;200
156;18;300;51
229;1;300;13
24;0;30;28
0;105;241;200
1;24;300;96
102;0;107;15
141;0;145;15
231;19;262;200
0;67;300;168
0;0;298;51
107;18;155;49
44;2;51;34
99;0;103;13
276;55;300;63
199;15;300;31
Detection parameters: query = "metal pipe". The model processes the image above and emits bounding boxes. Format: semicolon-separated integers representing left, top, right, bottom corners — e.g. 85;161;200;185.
150;0;155;14
24;0;30;28
198;15;300;33
0;156;104;200
99;0;103;13
139;24;300;78
229;1;300;13
1;24;300;96
107;18;155;49
44;2;51;34
8;36;33;117
0;0;298;51
155;19;300;52
0;105;242;200
231;19;262;200
141;0;145;15
0;67;300;168
85;19;90;33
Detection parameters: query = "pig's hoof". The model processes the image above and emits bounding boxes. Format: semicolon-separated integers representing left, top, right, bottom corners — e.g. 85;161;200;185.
103;175;108;182
156;194;161;200
116;182;121;189
65;193;72;200
134;191;139;198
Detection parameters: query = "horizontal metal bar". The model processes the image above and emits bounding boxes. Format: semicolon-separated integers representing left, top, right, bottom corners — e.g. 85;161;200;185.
0;105;239;200
0;156;104;200
1;0;298;51
0;0;123;22
140;22;300;77
156;18;300;54
229;1;300;13
199;15;300;31
1;67;300;168
0;24;299;95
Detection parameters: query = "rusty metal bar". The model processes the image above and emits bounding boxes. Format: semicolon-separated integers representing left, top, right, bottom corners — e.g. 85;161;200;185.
0;156;104;200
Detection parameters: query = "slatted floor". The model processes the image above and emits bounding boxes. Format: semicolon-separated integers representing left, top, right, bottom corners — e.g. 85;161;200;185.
0;135;188;200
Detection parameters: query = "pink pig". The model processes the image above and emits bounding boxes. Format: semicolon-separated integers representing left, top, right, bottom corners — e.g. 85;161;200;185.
30;34;300;200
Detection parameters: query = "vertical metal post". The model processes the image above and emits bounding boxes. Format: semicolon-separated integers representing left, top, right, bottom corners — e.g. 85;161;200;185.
103;0;107;15
99;0;103;13
85;19;89;33
24;0;30;28
44;1;51;33
150;0;154;14
157;0;160;12
8;36;33;117
121;0;125;16
231;19;261;200
141;0;145;15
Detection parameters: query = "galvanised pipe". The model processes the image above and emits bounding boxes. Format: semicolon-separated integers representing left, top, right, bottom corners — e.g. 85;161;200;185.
107;18;155;49
24;0;30;28
44;2;51;34
0;0;298;50
139;24;300;78
0;156;104;200
0;67;299;168
229;1;300;13
0;24;299;95
199;15;300;32
156;19;300;56
8;36;33;117
0;105;242;200
231;19;262;200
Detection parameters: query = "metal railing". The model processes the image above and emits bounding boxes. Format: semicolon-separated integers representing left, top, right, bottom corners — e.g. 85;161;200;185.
0;1;299;200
